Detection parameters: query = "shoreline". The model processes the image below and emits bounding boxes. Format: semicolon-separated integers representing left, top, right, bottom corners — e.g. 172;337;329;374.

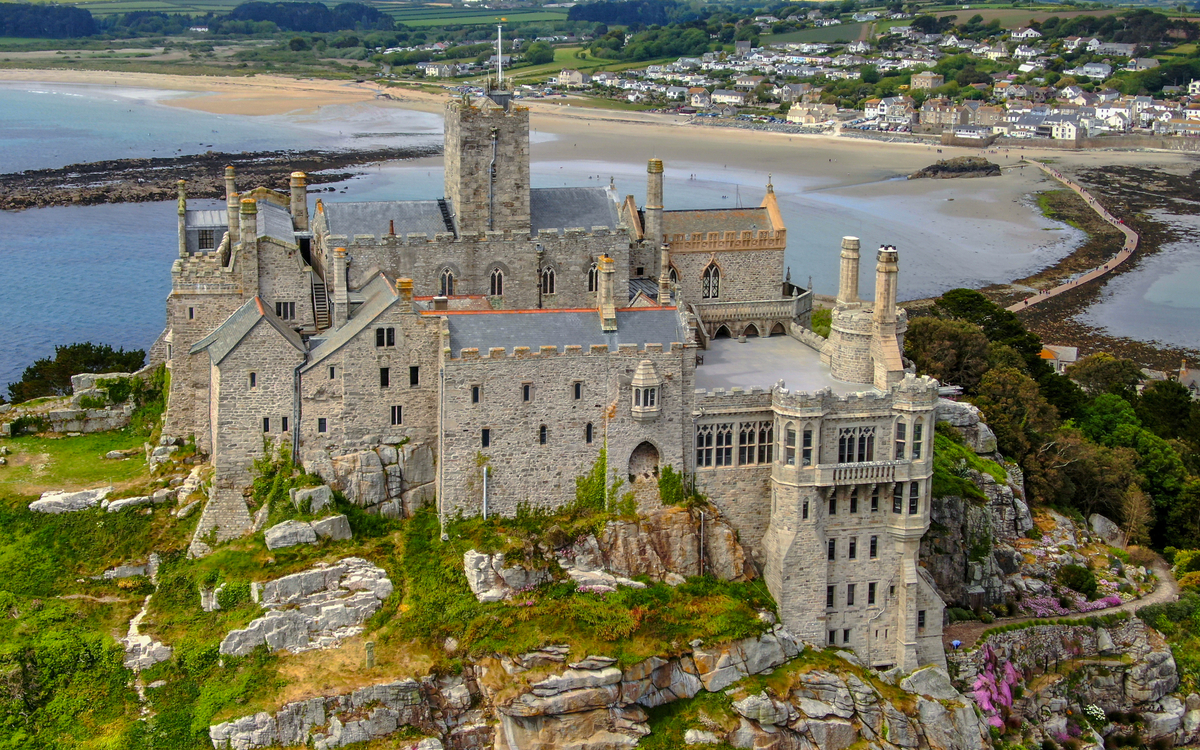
4;68;1199;366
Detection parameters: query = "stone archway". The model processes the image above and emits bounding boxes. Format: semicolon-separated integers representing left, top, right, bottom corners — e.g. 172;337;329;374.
742;324;760;338
714;325;732;339
770;323;786;336
628;441;660;483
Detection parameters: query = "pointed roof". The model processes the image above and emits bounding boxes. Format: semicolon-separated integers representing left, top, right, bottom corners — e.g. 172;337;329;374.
302;274;402;373
189;297;305;364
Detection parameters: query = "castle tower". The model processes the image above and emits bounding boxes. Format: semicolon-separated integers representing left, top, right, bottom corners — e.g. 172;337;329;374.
443;96;530;235
870;245;905;390
290;171;309;231
837;236;860;305
177;179;187;258
225;166;239;245
644;158;664;270
238;198;259;293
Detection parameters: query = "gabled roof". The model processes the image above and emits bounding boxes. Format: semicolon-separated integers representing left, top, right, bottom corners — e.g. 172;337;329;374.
323;200;453;239
189;297;305;365
302;274;400;372
530;187;621;236
257;200;296;245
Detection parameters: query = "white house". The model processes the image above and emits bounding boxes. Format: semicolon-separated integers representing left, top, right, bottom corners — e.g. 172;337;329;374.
1010;27;1043;40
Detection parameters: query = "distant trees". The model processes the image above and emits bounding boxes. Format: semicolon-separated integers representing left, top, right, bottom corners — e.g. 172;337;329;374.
524;41;555;65
7;343;145;404
568;0;684;27
0;3;96;38
226;2;394;33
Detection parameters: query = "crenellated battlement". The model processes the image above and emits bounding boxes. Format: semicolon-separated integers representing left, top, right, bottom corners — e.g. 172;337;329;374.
447;341;685;361
324;225;620;248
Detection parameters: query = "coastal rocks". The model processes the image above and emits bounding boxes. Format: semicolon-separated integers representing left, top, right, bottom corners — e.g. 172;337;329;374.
209;674;460;750
106;490;173;513
900;666;961;701
597;505;754;582
291;485;332;514
121;595;172;671
29;486;110;513
264;515;353;550
463;550;553;602
936;398;998;454
324;444;435;517
219;557;392;656
910;156;1001;180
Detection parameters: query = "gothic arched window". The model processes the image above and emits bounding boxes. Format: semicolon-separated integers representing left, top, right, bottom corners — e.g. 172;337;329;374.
541;267;556;295
439;268;455;296
669;266;678;284
490;267;504;296
701;263;720;299
587;263;598;292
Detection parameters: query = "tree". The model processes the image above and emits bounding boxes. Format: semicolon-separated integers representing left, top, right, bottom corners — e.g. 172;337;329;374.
861;65;880;84
972;367;1058;462
1122;483;1153;546
288;35;309;50
1138;380;1193;440
1066;352;1143;401
904;317;990;391
1166;479;1200;550
1080;393;1141;445
8;343;145;404
524;41;554;65
1110;423;1188;517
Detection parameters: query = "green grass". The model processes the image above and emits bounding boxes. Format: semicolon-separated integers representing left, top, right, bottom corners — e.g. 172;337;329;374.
931;424;1008;501
0;431;151;497
766;22;865;44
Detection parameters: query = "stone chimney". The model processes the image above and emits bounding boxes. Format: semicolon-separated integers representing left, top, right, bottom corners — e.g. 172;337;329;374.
644;159;665;268
598;254;617;331
657;243;672;305
332;247;349;327
870;244;905;390
837;236;860;306
290;171;309;231
238;198;260;294
396;277;414;307
225;166;239;245
177;179;187;258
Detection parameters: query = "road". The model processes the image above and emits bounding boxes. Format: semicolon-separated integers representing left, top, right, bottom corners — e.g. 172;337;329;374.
1006;159;1139;313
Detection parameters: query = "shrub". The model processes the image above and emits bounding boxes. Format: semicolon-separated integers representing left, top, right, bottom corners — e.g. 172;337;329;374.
216;580;251;610
96;376;134;404
78;394;107;409
1058;564;1099;599
811;308;832;338
948;607;978;623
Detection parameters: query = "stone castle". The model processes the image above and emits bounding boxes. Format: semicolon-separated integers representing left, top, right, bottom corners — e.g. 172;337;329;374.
160;85;946;671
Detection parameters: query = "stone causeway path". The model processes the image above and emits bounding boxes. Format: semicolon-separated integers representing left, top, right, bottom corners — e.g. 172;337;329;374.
1007;159;1139;312
944;557;1178;651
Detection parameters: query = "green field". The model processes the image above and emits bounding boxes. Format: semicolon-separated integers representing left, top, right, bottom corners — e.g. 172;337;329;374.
765;22;866;44
501;45;677;82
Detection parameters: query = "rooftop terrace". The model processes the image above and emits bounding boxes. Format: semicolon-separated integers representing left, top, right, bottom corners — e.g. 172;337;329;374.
695;336;874;397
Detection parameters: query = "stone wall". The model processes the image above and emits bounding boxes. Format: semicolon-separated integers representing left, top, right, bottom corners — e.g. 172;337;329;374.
439;342;693;517
671;248;784;309
257;237;315;330
444;98;531;235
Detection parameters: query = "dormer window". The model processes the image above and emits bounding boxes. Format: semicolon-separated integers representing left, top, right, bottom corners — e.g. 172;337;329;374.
630;359;662;421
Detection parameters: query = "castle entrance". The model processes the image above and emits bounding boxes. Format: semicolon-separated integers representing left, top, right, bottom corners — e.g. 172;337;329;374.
628;442;661;510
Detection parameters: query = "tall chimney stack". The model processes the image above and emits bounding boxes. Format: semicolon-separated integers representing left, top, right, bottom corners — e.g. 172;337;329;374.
870;244;905;390
837;236;860;305
598;254;617;331
873;245;898;326
332;247;349;327
290;171;309;231
396;277;414;307
657;243;672;305
177;179;188;258
225;166;239;245
644;158;664;273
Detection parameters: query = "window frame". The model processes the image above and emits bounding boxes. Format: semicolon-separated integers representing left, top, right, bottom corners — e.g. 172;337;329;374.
318;417;328;433
489;267;504;296
390;405;403;426
380;367;390;388
701;263;720;299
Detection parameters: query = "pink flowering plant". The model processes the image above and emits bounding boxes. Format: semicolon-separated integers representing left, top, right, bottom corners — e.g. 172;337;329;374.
971;644;1023;730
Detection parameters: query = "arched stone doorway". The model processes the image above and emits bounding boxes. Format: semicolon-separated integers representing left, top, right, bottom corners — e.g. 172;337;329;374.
770;323;786;336
742;324;760;338
628;441;660;483
714;325;732;339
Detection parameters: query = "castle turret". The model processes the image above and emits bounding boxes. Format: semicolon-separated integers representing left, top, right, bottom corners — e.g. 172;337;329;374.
177;179;187;258
598;254;617;331
290;171;309;232
837;236;860;305
644;158;664;270
225;166;239;246
443;96;530;235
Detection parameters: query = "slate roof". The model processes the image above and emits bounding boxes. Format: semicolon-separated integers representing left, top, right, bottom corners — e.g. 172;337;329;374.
323;200;452;239
189;297;305;364
530;187;620;236
663;207;771;236
629;278;663;302
439;307;685;356
186;209;227;228
303;274;400;372
257;201;296;244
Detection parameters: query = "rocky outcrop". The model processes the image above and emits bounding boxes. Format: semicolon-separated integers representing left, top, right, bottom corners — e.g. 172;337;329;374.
122;594;172;671
597;505;754;582
1089;513;1127;548
318;444;434;518
291;485;332;514
463;550;553;602
29;486;110;513
936;398;997;455
209;675;465;750
264;515;353;550
910;156;1001;180
219;558;392;656
105;488;174;513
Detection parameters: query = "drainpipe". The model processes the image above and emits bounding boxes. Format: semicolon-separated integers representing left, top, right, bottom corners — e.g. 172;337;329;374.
536;245;544;309
488;127;498;231
438;360;447;541
483;465;489;520
291;352;307;466
699;509;706;577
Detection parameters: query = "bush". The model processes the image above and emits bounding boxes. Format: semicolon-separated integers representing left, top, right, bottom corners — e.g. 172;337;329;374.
9;414;48;435
811;308;832;338
7;342;144;403
78;394;107;409
947;607;978;623
1058;564;1099;599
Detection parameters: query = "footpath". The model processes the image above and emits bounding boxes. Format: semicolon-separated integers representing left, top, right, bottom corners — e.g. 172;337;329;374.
1007;159;1139;312
943;557;1178;650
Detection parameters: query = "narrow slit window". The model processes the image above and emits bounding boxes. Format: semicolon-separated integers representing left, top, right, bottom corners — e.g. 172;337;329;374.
262;417;270;433
827;539;836;560
586;422;594;443
409;366;419;387
249;372;257;389
471;385;480;404
318;417;327;433
539;424;548;444
481;428;491;448
913;420;924;459
868;582;877;605
893;483;903;513
281;416;288;432
380;368;390;388
847;583;856;606
870;535;878;558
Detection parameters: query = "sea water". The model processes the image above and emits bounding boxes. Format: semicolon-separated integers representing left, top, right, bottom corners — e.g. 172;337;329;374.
0;81;1091;390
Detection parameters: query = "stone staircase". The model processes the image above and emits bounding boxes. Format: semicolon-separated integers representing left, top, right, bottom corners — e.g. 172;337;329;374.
311;273;330;330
